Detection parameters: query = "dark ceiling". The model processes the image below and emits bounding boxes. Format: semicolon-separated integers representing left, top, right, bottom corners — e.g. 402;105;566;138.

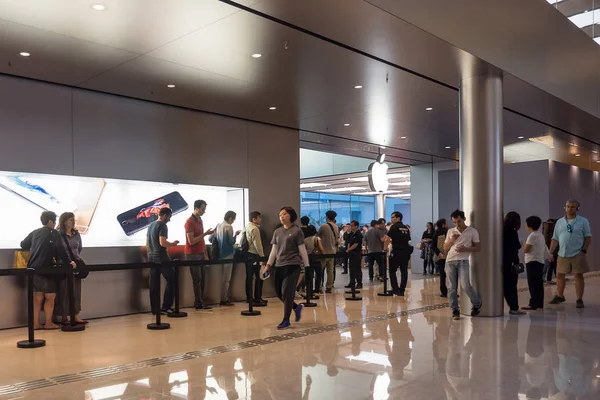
0;0;599;169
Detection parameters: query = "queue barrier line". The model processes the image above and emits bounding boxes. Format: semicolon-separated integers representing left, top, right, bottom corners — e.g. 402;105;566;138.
4;251;387;349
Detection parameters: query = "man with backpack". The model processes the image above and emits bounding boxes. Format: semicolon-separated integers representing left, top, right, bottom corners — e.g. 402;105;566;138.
213;211;241;306
317;210;339;293
242;211;268;306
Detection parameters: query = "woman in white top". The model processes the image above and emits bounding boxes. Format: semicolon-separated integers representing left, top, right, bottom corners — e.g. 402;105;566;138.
522;216;549;310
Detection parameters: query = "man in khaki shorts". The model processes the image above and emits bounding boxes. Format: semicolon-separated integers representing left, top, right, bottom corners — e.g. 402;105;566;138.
548;199;592;308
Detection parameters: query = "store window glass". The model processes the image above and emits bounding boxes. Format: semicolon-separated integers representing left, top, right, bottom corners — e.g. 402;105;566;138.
300;192;376;226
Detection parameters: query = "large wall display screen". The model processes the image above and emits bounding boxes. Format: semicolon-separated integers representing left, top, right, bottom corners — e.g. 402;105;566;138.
1;171;247;249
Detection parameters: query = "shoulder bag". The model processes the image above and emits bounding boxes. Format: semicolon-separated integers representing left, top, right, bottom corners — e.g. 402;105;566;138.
60;232;89;279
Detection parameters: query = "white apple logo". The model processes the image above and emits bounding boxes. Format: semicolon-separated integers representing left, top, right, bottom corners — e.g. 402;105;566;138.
368;154;389;192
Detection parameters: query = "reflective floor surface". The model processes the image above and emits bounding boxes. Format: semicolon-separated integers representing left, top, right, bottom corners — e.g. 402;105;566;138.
0;269;599;399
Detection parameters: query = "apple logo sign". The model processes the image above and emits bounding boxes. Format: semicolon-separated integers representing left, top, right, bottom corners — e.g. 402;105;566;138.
368;154;389;192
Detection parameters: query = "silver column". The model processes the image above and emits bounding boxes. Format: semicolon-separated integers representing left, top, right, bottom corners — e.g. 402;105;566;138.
459;71;504;317
376;193;385;219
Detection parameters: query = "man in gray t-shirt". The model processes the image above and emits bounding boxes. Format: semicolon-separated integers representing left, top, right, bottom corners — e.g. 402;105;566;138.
364;220;386;281
316;211;339;293
145;208;179;315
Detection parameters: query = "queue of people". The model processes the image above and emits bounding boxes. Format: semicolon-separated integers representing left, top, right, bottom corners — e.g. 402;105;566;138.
18;197;592;332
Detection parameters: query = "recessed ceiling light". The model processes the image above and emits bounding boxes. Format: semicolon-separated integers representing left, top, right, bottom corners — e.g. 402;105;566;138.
593;151;599;154
445;146;451;149
596;160;600;163
166;84;176;88
91;4;106;11
425;107;433;111
511;161;516;164
269;106;276;110
251;53;262;58
400;136;407;139
19;52;31;57
344;123;350;127
354;85;363;89
518;136;524;139
575;154;581;157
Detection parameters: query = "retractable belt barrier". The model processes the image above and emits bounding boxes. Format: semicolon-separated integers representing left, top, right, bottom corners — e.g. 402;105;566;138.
3;251;388;348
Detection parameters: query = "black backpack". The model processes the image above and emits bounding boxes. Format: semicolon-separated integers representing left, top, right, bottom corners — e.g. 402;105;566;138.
239;231;249;254
210;231;220;260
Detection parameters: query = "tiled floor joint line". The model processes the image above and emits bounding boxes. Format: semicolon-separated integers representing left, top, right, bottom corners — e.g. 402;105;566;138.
1;272;597;396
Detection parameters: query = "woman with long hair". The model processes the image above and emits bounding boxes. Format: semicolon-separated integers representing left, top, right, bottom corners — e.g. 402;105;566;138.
420;222;435;274
503;211;525;315
56;212;87;324
265;207;310;330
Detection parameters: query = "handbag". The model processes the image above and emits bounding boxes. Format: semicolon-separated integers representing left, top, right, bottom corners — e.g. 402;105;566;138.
511;262;525;275
60;232;89;279
416;241;423;251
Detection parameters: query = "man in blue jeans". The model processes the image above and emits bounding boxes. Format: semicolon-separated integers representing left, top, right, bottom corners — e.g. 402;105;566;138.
443;209;482;320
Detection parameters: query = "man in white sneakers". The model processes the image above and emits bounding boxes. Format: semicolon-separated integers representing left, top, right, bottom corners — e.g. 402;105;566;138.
444;209;482;320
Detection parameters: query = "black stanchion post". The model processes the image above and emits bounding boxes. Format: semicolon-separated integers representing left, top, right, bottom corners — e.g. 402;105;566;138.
168;263;187;318
62;267;85;332
378;251;393;297
303;265;317;307
345;255;362;301
148;263;170;330
242;259;261;316
17;269;46;349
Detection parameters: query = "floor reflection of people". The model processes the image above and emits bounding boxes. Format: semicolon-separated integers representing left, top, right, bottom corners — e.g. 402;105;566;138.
551;313;592;399
211;353;240;400
444;321;473;400
525;314;552;400
501;318;521;400
385;316;414;381
345;308;365;357
249;343;304;399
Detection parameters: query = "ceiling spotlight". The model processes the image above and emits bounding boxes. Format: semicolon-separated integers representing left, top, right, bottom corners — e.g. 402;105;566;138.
425;107;433;111
593;151;599;154
269;106;276;110
575;154;581;157
167;84;175;88
344;123;350;127
518;136;524;139
400;136;407;139
354;85;363;89
445;146;451;149
251;53;262;58
91;4;107;11
19;52;31;57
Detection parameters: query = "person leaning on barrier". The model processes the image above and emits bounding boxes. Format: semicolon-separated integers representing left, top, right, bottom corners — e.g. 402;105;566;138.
20;211;76;330
146;207;179;316
245;211;268;305
184;200;215;311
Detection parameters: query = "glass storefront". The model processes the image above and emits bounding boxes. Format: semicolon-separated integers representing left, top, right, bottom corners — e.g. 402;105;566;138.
300;192;376;226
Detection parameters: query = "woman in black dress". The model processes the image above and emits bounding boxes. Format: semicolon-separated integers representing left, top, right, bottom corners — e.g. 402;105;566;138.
503;212;526;315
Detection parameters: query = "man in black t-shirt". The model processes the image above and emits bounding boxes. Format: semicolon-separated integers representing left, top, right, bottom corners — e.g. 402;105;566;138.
146;207;179;315
345;220;364;289
384;212;411;296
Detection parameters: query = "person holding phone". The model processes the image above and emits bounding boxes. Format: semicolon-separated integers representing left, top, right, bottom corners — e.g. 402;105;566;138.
264;206;310;330
146;207;179;315
184;200;215;311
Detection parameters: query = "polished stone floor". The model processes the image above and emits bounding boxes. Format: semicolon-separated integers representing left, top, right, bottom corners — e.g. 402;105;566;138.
0;269;599;400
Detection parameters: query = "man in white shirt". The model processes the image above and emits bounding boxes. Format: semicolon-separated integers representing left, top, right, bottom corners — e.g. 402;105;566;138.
245;211;267;305
522;216;549;310
443;209;482;320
